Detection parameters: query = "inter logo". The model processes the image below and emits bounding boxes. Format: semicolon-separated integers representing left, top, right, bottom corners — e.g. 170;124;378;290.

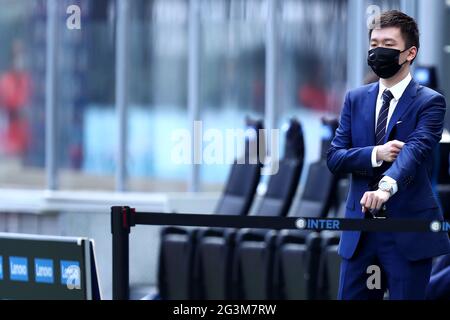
296;218;341;230
430;221;450;232
9;256;28;282
308;219;340;230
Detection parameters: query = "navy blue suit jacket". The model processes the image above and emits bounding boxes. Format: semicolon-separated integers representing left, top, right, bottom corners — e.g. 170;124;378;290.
327;79;450;261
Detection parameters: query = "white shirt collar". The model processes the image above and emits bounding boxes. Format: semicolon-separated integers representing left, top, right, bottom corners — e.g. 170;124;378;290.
378;73;412;101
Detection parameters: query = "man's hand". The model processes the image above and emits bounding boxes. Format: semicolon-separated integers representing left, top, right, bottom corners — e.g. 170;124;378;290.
360;189;391;213
376;140;405;163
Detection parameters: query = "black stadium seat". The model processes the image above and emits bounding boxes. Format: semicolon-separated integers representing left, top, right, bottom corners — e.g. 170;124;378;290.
273;117;342;300
197;119;305;300
191;161;262;299
214;162;262;216
316;185;348;300
274;160;338;300
275;231;322;299
317;231;341;300
233;158;304;299
157;118;264;300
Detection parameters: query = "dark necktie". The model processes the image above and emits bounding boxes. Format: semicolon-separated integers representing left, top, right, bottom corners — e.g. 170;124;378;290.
368;89;395;218
375;89;394;145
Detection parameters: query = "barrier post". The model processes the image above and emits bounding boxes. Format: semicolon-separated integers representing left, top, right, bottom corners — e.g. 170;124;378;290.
111;206;130;300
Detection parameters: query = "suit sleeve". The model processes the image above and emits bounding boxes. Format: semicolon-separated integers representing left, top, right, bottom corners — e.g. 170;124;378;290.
383;93;446;191
327;91;375;175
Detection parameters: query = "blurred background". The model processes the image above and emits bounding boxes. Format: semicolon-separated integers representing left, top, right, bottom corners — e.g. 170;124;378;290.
0;0;449;299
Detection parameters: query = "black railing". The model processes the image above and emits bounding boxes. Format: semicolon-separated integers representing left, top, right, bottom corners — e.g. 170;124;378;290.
111;206;450;300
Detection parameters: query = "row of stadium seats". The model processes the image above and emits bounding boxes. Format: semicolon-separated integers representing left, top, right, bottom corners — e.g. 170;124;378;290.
152;115;450;300
155;117;350;300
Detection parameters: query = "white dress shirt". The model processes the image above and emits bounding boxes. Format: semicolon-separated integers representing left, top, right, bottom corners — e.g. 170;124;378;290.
370;73;412;195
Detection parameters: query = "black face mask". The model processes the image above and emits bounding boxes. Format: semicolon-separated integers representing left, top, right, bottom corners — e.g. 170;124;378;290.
367;47;409;79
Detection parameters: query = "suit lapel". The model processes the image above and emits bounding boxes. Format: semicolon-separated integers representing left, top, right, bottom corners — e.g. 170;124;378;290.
384;79;419;144
365;82;379;145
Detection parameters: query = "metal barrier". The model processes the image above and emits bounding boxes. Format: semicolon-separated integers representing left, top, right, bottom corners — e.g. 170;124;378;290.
111;206;450;300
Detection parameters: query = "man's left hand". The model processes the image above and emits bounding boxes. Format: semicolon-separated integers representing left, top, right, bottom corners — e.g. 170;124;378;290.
360;189;391;213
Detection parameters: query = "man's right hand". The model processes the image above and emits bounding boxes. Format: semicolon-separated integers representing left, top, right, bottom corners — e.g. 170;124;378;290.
376;140;405;163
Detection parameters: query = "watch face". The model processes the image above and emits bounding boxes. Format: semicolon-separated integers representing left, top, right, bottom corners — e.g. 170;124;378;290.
379;181;390;191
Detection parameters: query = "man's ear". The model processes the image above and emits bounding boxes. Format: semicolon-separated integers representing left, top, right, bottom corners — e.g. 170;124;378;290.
406;46;418;63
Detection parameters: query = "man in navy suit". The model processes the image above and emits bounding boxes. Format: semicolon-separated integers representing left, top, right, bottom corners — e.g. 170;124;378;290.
327;10;450;300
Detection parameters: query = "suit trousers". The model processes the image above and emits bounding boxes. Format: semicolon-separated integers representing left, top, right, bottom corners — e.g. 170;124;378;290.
338;231;432;300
